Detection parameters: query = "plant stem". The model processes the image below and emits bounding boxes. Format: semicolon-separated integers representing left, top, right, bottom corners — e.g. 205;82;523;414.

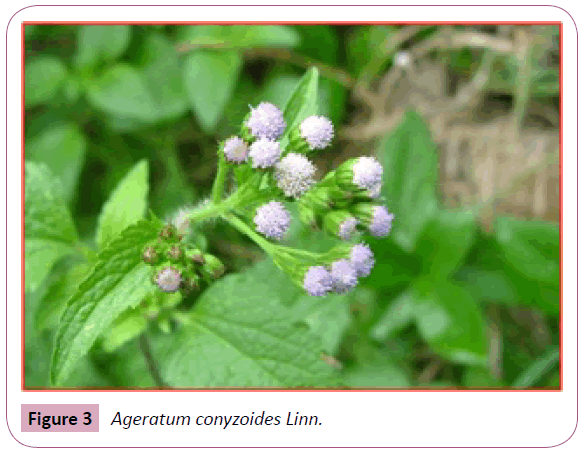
139;333;166;389
211;152;228;204
222;213;275;254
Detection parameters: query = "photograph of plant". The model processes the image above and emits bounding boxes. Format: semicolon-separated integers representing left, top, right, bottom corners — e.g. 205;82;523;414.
24;24;560;388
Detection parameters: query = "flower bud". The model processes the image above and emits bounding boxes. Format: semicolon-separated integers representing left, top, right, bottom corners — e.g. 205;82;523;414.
336;157;383;197
303;266;334;297
249;137;282;168
254;201;291;240
202;254;225;279
165;244;182;261
142;246;159;264
222;136;249;164
350;243;375;277
243;102;286;141
330;259;358;294
274;152;316;198
323;210;359;241
159;224;177;241
181;275;200;294
185;247;206;265
351;203;395;237
155;266;183;293
289;115;334;154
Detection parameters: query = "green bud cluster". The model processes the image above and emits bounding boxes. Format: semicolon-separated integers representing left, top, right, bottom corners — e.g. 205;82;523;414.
142;224;225;295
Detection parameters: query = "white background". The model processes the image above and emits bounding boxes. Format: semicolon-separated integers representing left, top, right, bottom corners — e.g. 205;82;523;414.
1;1;581;454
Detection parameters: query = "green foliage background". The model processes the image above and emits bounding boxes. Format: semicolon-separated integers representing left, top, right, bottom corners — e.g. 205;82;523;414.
24;24;560;388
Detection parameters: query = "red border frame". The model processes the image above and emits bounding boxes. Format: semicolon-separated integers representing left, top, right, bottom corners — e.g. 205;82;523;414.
21;21;563;393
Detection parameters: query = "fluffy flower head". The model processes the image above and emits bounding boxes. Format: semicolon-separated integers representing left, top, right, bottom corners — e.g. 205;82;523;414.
330;259;358;294
246;102;286;140
369;206;395;237
299;115;334;150
274;153;317;198
350;243;375;277
353;157;383;192
156;267;182;293
254;201;291;240
223;136;249;163
338;216;359;241
249;137;282;168
303;266;334;297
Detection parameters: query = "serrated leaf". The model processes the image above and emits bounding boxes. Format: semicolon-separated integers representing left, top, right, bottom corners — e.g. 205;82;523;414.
379;111;439;252
25;55;68;107
25;162;78;292
411;279;488;366
86;64;158;123
74;25;131;69
96;160;149;248
414;209;476;279
26;123;87;201
495;217;559;286
162;265;340;387
101;307;148;353
50;220;160;386
182;51;243;133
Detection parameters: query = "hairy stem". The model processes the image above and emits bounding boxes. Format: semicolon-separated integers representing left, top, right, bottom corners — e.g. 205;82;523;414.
222;213;275;254
211;152;228;204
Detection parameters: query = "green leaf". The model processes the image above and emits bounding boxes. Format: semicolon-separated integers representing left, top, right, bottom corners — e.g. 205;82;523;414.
96;160;149;248
464;366;502;387
281;67;319;146
178;25;300;50
162;265;340;387
414;210;476;279
139;33;188;122
86;64;158;123
74;25;131;69
25;162;78;292
379;111;439;252
36;262;93;332
25;56;68;107
26;123;87;201
495;217;559;286
182;51;243;133
512;347;559;387
101;307;148;353
370;290;416;342
50;219;160;386
342;341;410;387
411;279;488;366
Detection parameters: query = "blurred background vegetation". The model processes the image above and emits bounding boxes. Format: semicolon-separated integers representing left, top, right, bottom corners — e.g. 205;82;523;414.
25;24;560;388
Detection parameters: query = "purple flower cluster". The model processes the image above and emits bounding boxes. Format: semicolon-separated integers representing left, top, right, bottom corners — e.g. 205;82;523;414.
223;136;249;163
302;242;375;297
274;152;316;198
249;137;282;168
254;201;291;240
299;115;334;150
156;267;182;293
338;216;358;241
369;206;395;237
246;102;287;141
353;157;383;195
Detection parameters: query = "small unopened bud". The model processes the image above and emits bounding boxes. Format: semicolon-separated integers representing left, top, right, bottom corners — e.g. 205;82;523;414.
203;254;225;279
323;210;359;241
181;276;200;294
142;246;159;264
167;245;183;261
159;224;177;241
155;266;182;293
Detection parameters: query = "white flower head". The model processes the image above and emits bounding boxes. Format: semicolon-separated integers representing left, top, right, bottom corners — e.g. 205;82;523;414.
249;137;282;168
246;102;286;140
274;153;317;198
299;115;334;150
